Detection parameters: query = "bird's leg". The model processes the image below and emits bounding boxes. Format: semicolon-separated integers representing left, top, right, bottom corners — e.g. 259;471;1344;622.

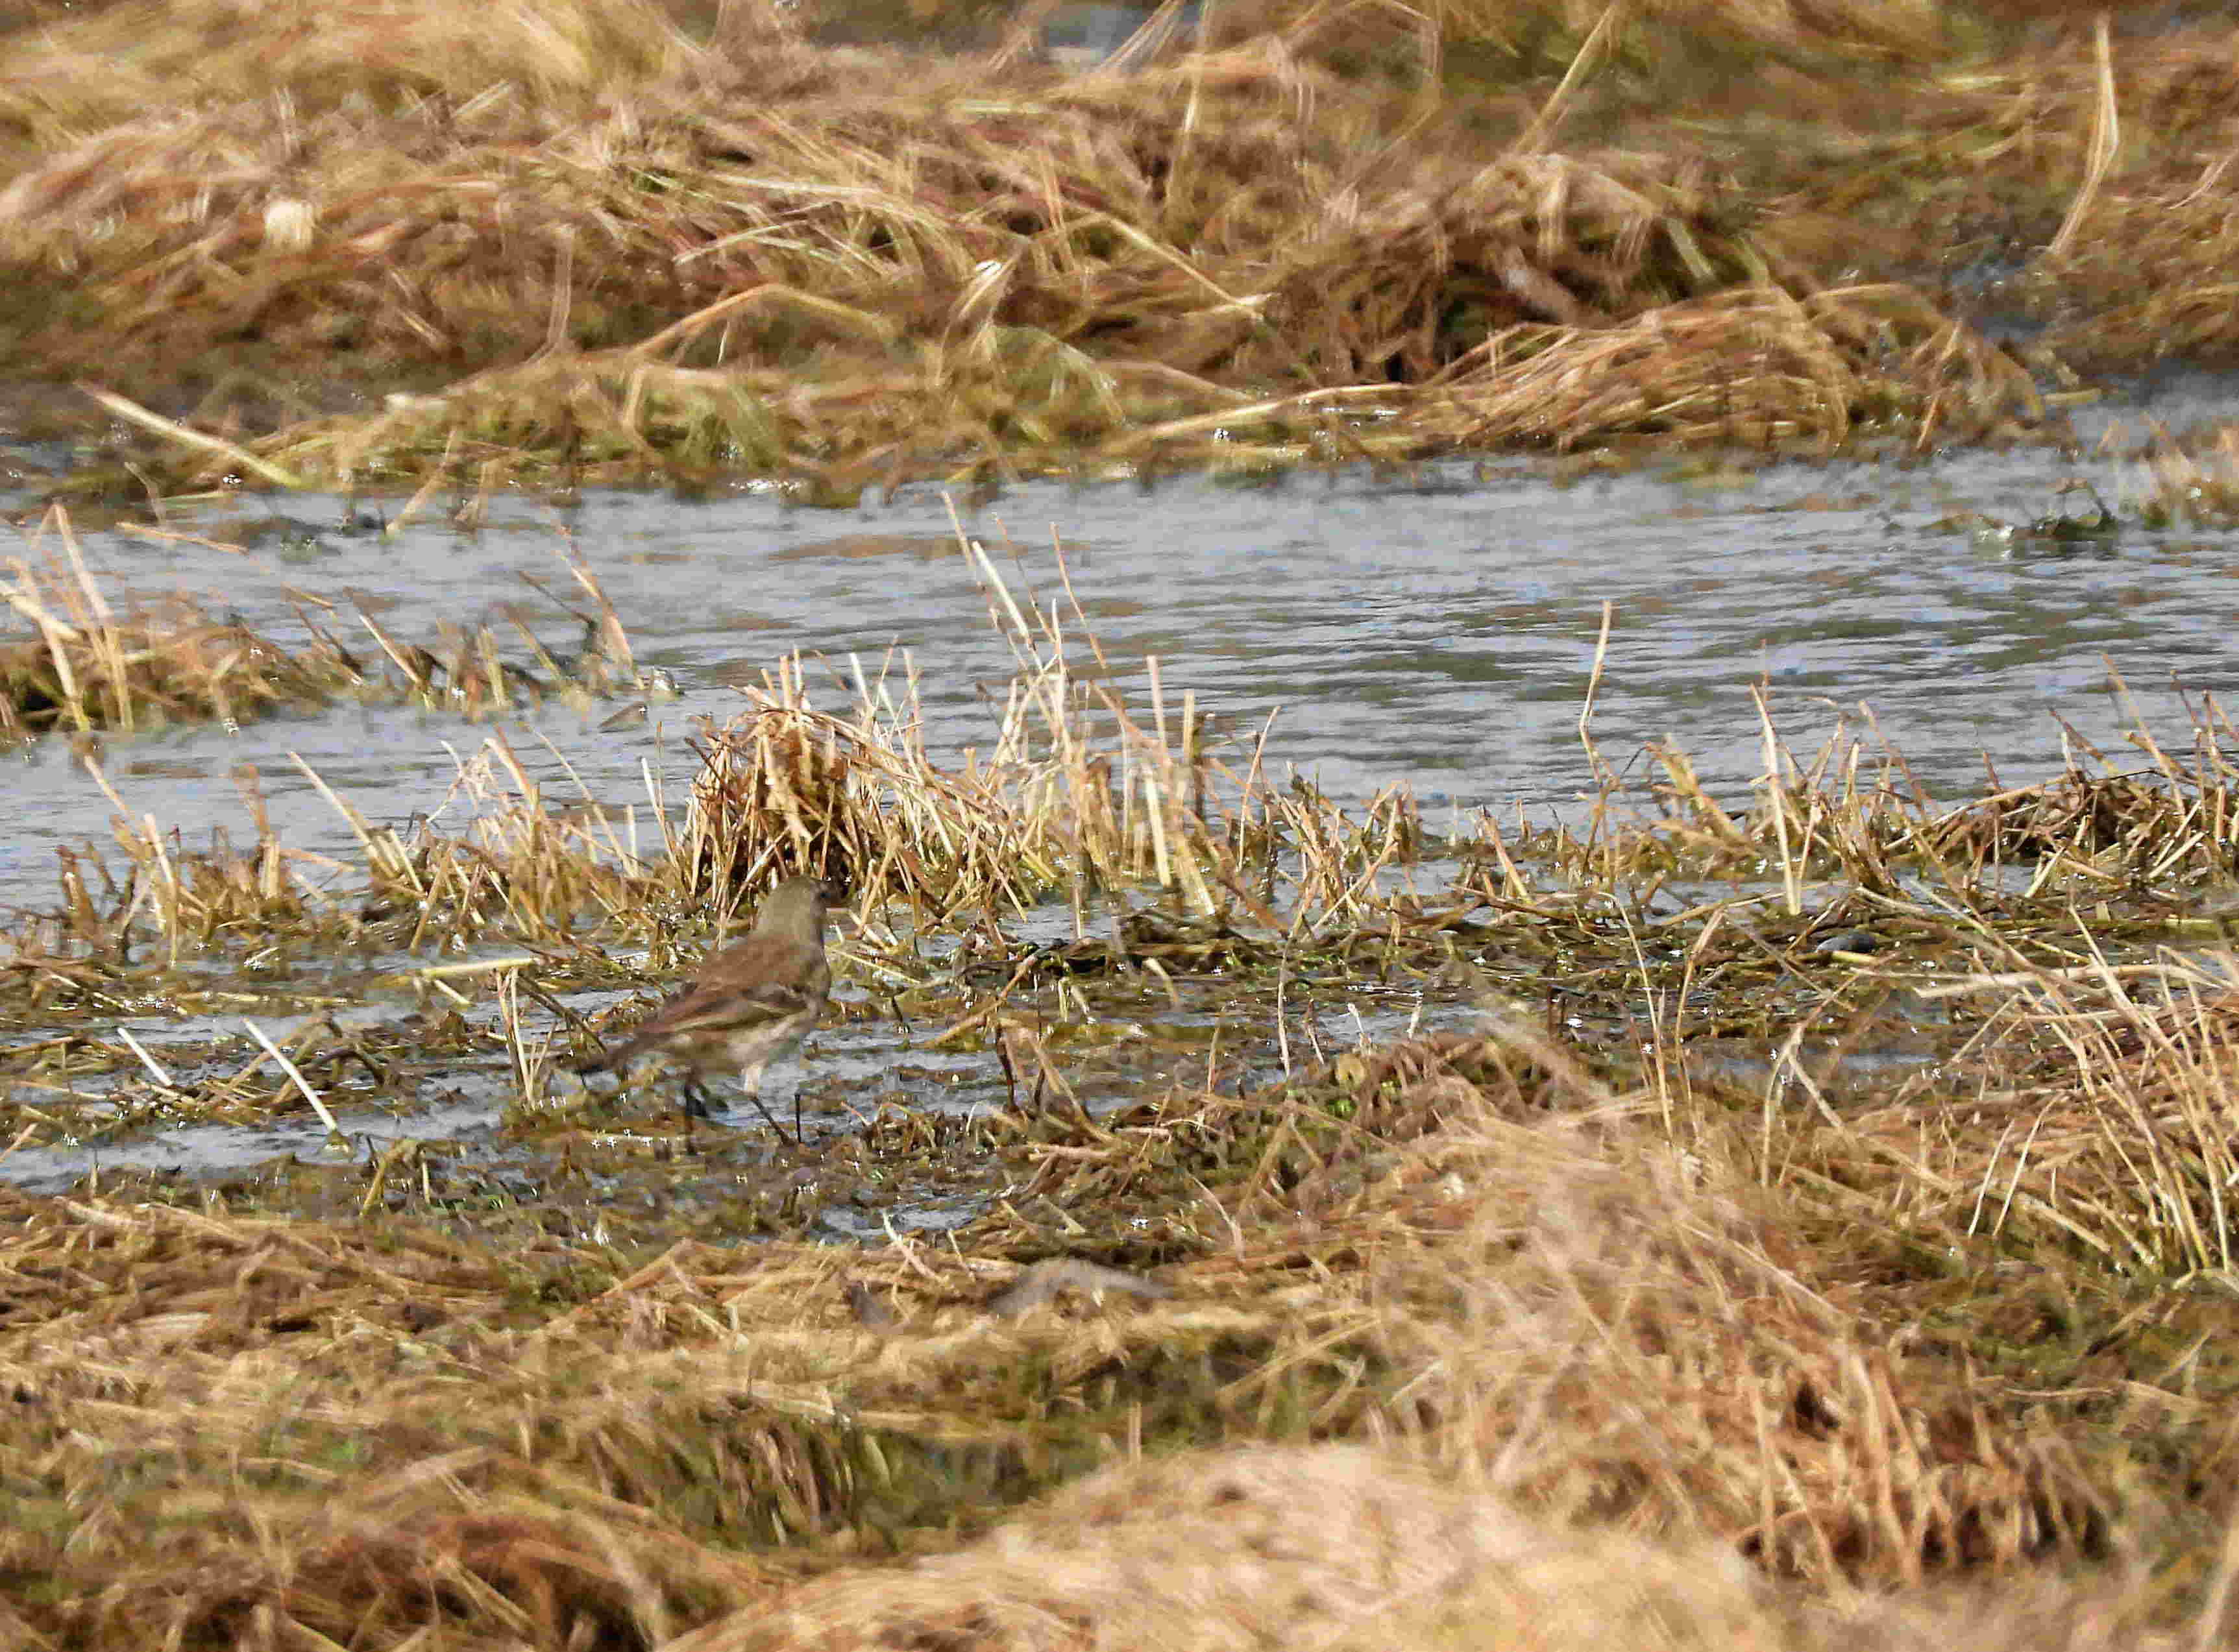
739;1070;798;1146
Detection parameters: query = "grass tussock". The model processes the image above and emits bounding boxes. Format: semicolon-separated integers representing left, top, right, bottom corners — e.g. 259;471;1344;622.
693;1445;1788;1652
0;511;364;736
1973;24;2239;369
2123;427;2239;529
1744;14;2239;372
1414;280;2039;453
0;506;660;738
0;0;2065;495
5;546;2239;1639
1841;956;2239;1275
0;1003;2225;1648
140;518;1434;989
679;542;1262;923
0;0;696;152
681;1446;2174;1652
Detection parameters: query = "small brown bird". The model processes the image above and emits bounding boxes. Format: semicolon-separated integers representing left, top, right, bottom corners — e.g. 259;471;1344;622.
578;875;844;1137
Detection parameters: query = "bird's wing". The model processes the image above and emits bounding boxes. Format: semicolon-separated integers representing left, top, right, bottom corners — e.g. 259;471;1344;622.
654;938;827;1030
715;936;829;1010
580;938;827;1069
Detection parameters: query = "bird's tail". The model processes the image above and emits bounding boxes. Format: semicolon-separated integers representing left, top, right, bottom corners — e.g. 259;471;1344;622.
578;1008;692;1077
574;1037;637;1077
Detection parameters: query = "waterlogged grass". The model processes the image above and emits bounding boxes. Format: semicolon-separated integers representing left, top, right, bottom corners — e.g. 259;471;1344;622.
5;515;2239;1644
0;505;667;738
10;0;2239;1633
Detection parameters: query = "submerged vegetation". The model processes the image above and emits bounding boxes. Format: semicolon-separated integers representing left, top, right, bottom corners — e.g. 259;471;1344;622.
0;505;667;735
10;0;2239;1647
5;515;2239;1645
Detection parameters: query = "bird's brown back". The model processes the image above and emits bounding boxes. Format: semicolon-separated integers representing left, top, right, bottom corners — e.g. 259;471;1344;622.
637;931;830;1041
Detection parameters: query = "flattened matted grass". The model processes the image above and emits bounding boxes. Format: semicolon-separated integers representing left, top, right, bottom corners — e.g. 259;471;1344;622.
0;0;2052;494
0;1007;2220;1648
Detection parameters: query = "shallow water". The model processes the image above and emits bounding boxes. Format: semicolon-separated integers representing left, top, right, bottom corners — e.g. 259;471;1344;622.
5;393;2238;1198
3;430;2231;903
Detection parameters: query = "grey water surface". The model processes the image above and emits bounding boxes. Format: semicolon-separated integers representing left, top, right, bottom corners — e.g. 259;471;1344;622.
2;437;2231;912
5;407;2237;1202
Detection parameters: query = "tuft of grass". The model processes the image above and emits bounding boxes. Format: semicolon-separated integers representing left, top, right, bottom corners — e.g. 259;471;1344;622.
11;517;2239;1642
0;0;2056;496
0;506;661;738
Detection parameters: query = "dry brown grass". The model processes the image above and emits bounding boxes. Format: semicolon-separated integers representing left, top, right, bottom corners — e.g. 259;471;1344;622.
0;999;2226;1648
671;1442;2197;1652
680;1444;1787;1652
18;0;2239;502
2123;430;2239;529
10;608;2239;1643
0;508;367;735
0;0;2074;494
2002;23;2239;367
0;0;695;150
1819;954;2239;1275
0;505;659;740
8;19;2239;1652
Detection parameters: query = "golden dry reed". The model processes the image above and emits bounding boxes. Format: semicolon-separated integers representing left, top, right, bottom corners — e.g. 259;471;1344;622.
0;0;2114;498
